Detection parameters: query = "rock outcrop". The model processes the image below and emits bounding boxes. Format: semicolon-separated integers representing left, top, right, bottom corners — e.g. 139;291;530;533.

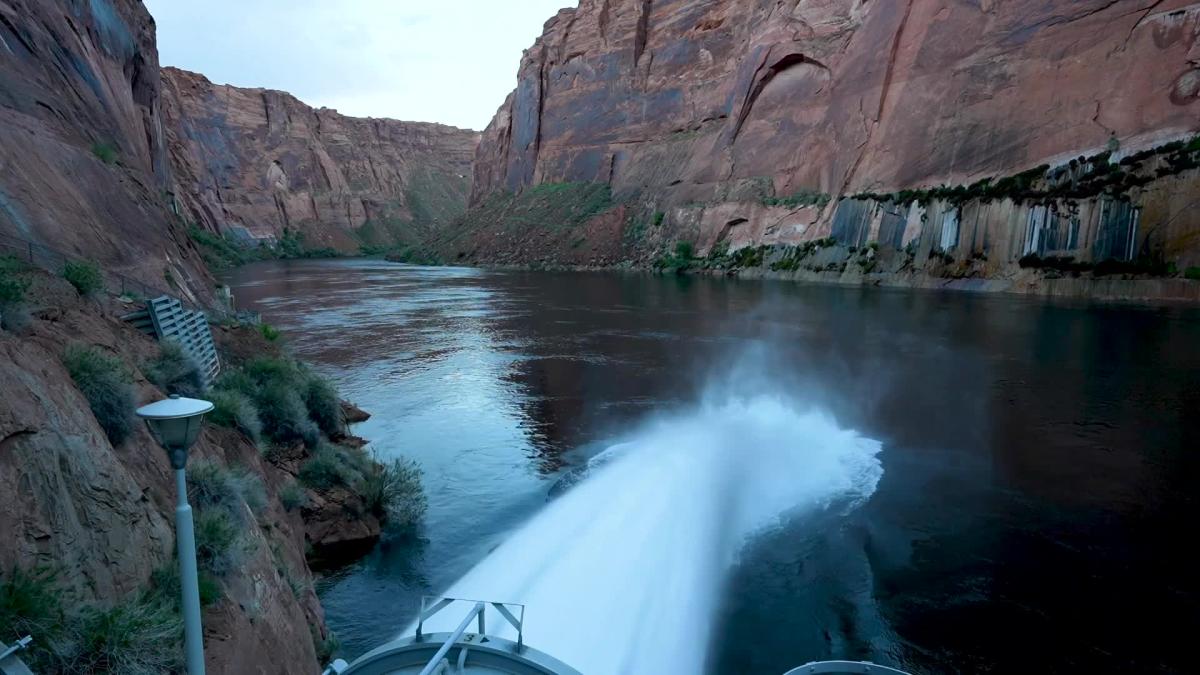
465;0;1200;288
162;68;480;253
0;0;213;303
0;269;329;674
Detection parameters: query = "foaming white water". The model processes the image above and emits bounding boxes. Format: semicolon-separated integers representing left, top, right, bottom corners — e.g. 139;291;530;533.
415;394;883;674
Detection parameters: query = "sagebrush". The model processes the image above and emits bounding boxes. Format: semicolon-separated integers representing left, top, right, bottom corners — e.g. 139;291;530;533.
63;344;135;445
63;259;103;296
142;341;204;397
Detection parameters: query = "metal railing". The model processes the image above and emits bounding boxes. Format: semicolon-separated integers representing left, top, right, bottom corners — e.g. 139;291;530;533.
414;596;527;674
0;231;233;322
0;635;34;675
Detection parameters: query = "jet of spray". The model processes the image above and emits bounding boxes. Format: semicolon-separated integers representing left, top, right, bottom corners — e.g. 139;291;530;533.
414;382;883;673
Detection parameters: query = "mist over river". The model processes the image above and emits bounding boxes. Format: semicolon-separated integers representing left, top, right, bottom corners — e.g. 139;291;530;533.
225;259;1200;674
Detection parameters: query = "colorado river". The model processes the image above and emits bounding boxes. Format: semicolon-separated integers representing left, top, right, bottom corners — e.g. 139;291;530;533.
226;259;1200;673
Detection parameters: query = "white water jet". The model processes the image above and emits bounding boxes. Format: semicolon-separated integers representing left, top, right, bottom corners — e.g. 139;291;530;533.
414;392;883;674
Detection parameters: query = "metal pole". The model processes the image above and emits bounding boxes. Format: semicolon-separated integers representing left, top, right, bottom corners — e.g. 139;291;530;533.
174;466;206;675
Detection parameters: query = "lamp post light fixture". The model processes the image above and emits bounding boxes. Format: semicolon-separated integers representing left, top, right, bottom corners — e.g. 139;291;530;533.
136;394;214;675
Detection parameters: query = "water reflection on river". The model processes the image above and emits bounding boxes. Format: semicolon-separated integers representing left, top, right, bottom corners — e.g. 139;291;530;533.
226;259;1200;674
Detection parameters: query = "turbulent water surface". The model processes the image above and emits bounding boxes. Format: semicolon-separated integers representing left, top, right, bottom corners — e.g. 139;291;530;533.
226;259;1200;674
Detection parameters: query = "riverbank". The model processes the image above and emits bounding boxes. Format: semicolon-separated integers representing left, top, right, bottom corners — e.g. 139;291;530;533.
472;259;1200;305
0;256;422;672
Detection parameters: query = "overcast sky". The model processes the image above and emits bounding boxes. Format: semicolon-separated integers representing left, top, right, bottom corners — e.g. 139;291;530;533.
143;0;571;130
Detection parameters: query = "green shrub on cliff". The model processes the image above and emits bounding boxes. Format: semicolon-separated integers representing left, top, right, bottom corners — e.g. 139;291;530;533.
63;259;104;296
654;241;696;273
259;322;282;341
456;182;615;240
256;382;322;447
280;480;308;511
0;254;31;303
194;509;246;577
384;245;443;266
188;461;267;521
358;456;427;528
64;344;136;446
214;356;342;447
0;566;64;665
208;389;263;442
304;373;344;437
1185;266;1200;280
298;443;364;491
187;226;269;269
0;255;32;332
0;565;183;673
151;564;220;609
72;594;183;673
142;341;205;398
278;229;339;259
90;141;119;164
762;189;831;208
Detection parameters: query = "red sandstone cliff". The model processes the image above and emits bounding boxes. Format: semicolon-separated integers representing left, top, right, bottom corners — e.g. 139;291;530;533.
162;68;480;253
476;0;1200;202
465;0;1200;289
0;0;213;302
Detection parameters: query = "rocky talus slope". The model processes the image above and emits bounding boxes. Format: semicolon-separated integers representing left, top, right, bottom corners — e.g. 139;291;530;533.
162;67;479;253
459;0;1200;298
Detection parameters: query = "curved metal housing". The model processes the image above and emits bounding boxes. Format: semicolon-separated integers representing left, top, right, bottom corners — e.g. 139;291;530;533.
335;597;581;675
782;660;913;675
338;632;580;675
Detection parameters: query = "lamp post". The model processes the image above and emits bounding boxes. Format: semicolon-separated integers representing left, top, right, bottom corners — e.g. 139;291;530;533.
136;394;214;675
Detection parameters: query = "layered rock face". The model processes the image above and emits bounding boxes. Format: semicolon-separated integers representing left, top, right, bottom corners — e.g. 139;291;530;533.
469;0;1200;278
162;68;479;252
0;0;212;302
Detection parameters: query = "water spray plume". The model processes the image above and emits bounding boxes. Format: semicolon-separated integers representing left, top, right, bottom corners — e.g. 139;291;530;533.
414;382;883;674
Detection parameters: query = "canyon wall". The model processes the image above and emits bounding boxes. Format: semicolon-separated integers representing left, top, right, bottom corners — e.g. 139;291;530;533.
0;0;213;302
465;0;1200;288
162;68;480;253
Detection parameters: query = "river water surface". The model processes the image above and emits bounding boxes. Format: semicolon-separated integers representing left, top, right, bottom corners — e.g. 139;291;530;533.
226;259;1199;674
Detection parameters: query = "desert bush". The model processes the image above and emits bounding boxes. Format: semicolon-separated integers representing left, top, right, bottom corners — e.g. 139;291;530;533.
187;226;271;269
91;141;118;164
654;241;696;272
0;566;65;669
357;456;426;527
142;341;205;397
299;444;366;491
1;255;31;320
303;373;343;437
313;626;340;664
151;564;220;609
188;460;267;520
208;389;262;442
72;594;182;674
260;323;282;341
0;565;183;673
214;356;339;447
280;480;308;511
63;344;135;445
194;509;245;577
256;382;321;447
63;259;104;296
